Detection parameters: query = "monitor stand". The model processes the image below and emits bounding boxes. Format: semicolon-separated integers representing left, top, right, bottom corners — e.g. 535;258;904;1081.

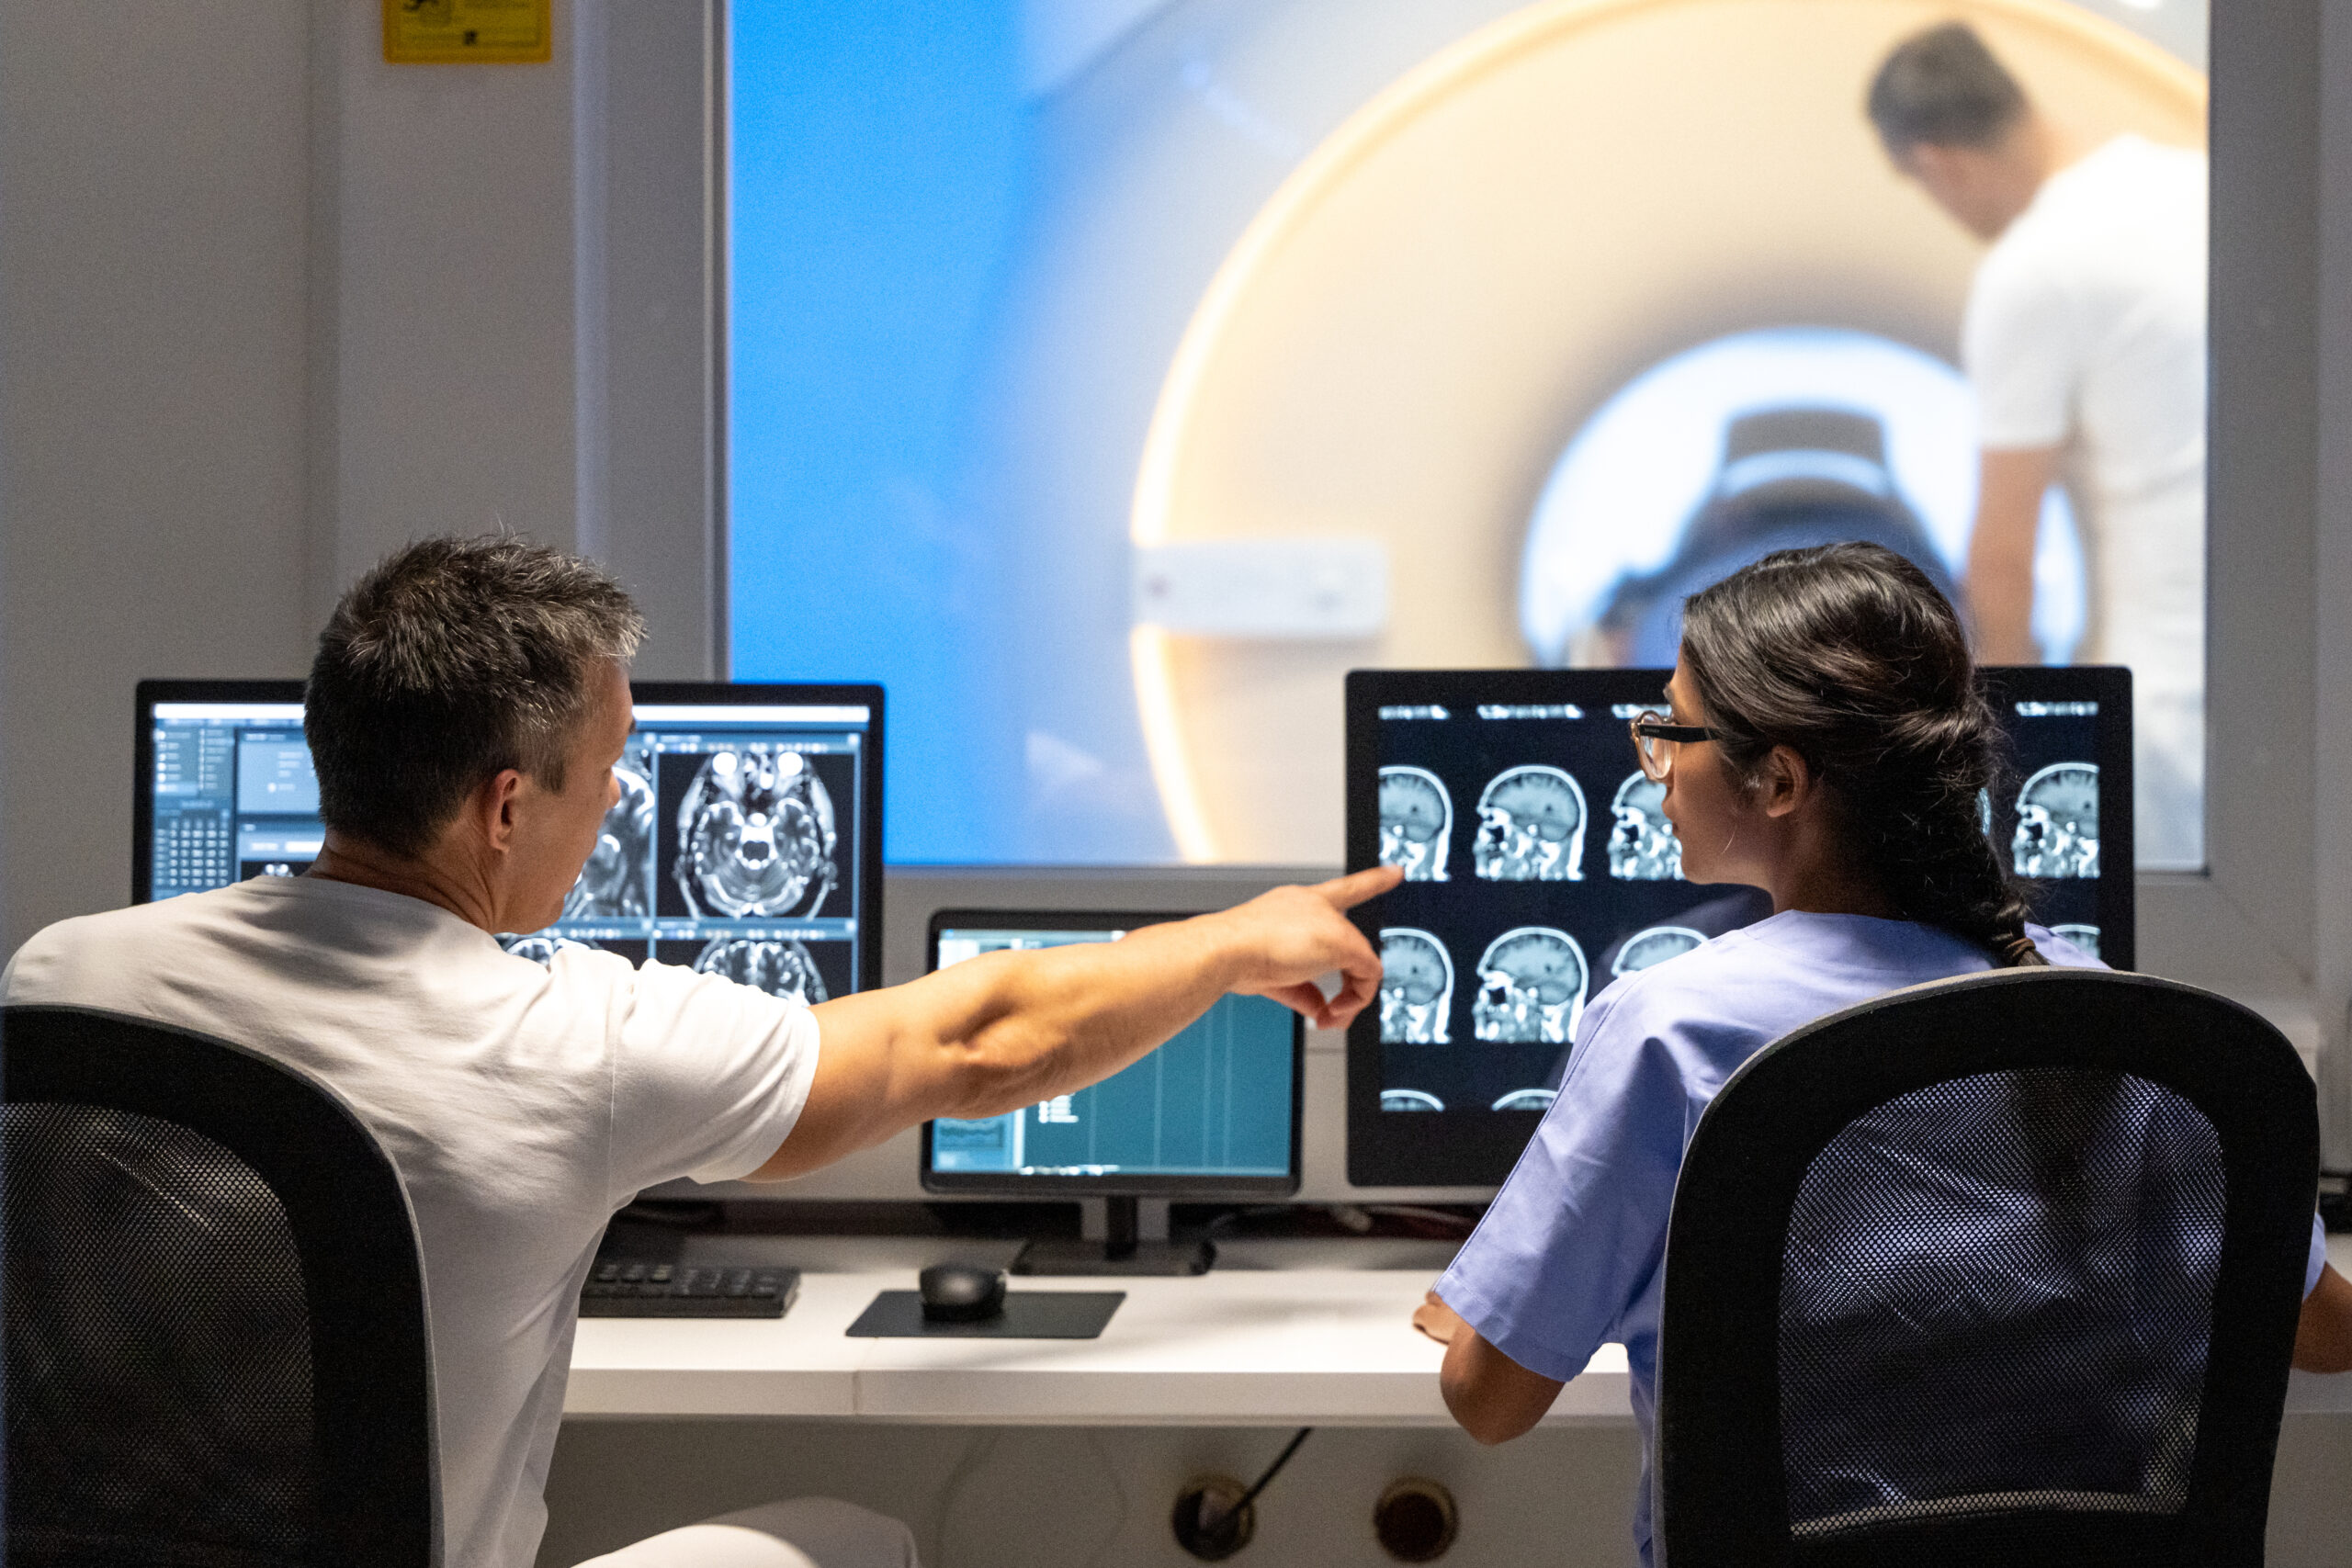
1012;1196;1216;1277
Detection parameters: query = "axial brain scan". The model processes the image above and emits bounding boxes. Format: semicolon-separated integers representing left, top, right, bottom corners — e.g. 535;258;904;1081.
1378;766;1453;881
1379;928;1454;1045
1612;925;1706;977
1490;1089;1557;1111
675;746;840;918
2013;762;2099;880
501;933;594;966
1608;772;1681;881
693;936;831;1005
1381;1089;1445;1111
565;761;654;919
1474;766;1588;882
1473;927;1589;1045
2052;923;2102;960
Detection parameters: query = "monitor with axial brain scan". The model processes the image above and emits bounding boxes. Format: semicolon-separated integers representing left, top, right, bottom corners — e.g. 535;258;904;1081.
134;681;885;1000
1345;665;2132;1187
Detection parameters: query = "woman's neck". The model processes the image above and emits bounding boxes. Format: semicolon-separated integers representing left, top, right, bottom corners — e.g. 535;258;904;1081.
1763;812;1898;919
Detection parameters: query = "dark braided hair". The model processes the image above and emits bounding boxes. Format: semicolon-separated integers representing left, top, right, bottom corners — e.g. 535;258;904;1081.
1678;541;2046;968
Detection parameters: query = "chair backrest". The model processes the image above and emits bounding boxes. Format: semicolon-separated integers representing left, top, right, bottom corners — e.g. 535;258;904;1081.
3;1004;438;1567
1656;969;2317;1568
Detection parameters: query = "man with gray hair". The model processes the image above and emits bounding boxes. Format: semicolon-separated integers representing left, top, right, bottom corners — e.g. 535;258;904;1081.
4;536;1397;1568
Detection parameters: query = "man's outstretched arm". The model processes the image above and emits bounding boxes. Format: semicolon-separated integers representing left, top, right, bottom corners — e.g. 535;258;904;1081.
748;867;1401;1179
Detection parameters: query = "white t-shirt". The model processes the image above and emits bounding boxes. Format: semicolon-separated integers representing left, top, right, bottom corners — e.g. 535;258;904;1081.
1966;132;2207;677
2;875;820;1568
1964;133;2208;865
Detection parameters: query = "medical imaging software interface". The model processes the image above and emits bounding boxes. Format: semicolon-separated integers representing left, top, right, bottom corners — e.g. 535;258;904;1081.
928;926;1294;1181
145;699;875;1000
1365;684;2113;1122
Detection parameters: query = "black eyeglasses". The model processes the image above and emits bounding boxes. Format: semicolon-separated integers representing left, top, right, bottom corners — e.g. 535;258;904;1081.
1628;711;1723;782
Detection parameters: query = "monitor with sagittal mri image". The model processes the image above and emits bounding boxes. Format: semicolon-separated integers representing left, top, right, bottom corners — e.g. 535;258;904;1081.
134;680;886;999
1344;665;2133;1188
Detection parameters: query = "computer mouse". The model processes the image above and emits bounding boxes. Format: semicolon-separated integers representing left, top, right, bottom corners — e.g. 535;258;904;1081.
919;1261;1008;1323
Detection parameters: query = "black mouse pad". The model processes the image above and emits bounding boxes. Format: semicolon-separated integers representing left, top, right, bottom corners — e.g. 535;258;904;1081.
844;1290;1125;1338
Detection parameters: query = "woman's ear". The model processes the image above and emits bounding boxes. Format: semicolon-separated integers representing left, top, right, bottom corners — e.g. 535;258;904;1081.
1756;745;1815;819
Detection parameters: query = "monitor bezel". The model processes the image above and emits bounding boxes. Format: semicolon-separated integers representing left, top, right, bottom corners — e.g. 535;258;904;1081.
1342;663;2136;1189
132;678;889;999
918;908;1306;1199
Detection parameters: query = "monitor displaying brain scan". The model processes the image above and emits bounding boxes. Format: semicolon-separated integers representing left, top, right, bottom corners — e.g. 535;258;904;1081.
135;682;885;1001
1343;666;2133;1188
1474;766;1587;881
1378;766;1453;881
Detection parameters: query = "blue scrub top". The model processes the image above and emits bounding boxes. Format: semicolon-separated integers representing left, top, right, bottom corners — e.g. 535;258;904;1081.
1432;910;2329;1565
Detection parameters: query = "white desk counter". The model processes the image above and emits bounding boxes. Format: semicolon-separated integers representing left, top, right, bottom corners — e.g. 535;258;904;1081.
565;1233;2352;1424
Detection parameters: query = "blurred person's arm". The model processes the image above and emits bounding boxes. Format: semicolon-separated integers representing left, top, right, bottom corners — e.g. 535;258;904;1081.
1967;446;2058;665
749;868;1398;1179
2296;1262;2352;1373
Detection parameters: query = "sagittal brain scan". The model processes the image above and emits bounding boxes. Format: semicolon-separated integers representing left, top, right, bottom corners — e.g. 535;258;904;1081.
1473;927;1589;1045
1474;766;1587;882
1379;928;1453;1045
2052;923;2102;960
673;746;839;918
693;936;831;1005
1381;1089;1445;1111
1490;1089;1557;1111
1378;766;1453;881
1613;925;1706;977
564;761;654;920
1608;772;1680;881
2014;762;2100;880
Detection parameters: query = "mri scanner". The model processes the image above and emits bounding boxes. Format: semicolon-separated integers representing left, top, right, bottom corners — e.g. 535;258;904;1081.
1125;0;2203;863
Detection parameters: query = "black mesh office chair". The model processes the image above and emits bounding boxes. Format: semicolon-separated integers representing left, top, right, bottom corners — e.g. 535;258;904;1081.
3;1004;438;1567
1656;969;2317;1568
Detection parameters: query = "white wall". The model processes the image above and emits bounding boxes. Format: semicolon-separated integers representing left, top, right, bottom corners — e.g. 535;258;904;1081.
0;0;717;956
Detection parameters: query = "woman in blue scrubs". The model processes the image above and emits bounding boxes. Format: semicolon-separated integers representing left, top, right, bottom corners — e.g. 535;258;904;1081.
1412;542;2348;1565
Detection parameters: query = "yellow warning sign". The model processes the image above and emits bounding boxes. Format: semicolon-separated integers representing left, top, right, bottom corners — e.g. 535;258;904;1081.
384;0;550;64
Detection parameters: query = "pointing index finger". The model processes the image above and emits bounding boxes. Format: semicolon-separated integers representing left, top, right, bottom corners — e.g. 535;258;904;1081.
1315;864;1404;910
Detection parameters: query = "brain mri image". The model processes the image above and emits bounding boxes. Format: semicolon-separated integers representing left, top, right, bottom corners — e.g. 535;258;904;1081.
1381;1089;1445;1111
693;936;831;1005
672;746;840;918
1612;925;1707;977
1491;1089;1557;1111
1378;766;1453;881
1473;927;1589;1045
2013;762;2100;880
564;761;654;919
501;933;595;966
2052;923;2102;960
1473;766;1588;882
1608;772;1681;881
1379;928;1454;1045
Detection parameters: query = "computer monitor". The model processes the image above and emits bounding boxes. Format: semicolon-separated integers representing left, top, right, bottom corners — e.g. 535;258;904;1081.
1343;665;2133;1188
133;680;887;998
920;909;1304;1274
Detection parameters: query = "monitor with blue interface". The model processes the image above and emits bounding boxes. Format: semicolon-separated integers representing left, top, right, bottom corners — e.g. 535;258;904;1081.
920;910;1303;1201
133;680;886;998
1344;665;2132;1188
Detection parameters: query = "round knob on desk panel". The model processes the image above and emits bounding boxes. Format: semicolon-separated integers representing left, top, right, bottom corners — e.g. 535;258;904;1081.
1374;1477;1458;1562
1171;1474;1254;1561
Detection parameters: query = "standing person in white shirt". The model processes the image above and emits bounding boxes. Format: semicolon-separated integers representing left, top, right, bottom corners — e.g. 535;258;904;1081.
3;535;1398;1568
1868;21;2209;866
